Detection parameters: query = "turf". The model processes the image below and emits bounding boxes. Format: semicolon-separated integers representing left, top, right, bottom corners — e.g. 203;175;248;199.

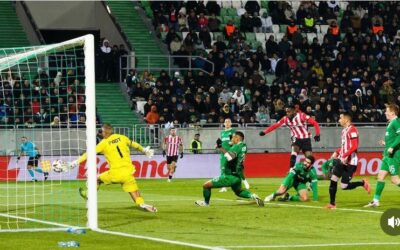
0;177;399;250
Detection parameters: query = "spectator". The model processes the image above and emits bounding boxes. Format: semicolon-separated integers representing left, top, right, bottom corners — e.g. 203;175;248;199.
145;105;160;124
224;21;236;39
190;133;202;154
252;12;262;33
240;12;253;32
231;89;246;107
255;106;270;124
208;13;221;32
245;0;260;15
206;0;220;16
261;12;273;33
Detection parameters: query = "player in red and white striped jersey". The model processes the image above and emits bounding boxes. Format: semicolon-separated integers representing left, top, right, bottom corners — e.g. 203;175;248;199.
259;105;321;168
326;112;370;209
162;128;183;182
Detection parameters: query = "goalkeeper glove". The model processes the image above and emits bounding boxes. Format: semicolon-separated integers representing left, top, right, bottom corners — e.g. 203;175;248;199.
17;156;20;161
242;179;250;189
259;131;266;136
162;150;166;157
180;152;184;158
143;146;154;158
216;138;222;148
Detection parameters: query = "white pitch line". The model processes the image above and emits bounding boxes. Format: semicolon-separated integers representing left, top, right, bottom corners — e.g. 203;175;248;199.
214;198;383;214
0;228;71;233
219;242;400;248
0;213;82;231
94;228;226;250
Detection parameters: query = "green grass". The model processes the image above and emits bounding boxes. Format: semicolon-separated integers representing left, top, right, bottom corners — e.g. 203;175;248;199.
0;178;400;249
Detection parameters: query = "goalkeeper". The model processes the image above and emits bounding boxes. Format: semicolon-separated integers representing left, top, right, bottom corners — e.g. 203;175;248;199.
264;155;318;202
73;123;157;212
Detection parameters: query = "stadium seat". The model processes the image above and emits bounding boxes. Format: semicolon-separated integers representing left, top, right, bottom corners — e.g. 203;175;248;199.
261;0;269;9
245;32;256;41
233;16;241;26
279;25;288;33
275;33;285;42
252;41;262;50
256;33;266;42
307;33;317;43
182;32;188;40
161;32;168;42
220;8;229;17
272;25;280;33
213;32;223;40
232;1;242;9
319;25;329;34
227;8;237;16
221;1;232;8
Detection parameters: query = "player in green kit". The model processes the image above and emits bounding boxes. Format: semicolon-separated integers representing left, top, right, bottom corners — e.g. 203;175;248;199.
365;104;400;207
264;155;318;202
219;119;250;192
195;131;264;207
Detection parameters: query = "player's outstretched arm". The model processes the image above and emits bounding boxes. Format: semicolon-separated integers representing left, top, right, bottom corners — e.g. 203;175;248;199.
260;118;285;136
307;117;321;141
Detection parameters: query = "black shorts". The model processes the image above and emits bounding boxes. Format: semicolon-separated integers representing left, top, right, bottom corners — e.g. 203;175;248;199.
292;138;312;153
332;161;357;184
27;156;39;167
166;155;178;164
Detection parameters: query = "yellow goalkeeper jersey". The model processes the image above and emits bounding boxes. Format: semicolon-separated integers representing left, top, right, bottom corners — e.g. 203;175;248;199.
78;133;144;170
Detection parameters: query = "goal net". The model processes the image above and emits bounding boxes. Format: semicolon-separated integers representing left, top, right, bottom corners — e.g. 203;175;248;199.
0;35;97;232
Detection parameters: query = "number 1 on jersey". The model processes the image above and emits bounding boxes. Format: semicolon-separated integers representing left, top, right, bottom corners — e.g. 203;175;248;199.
116;145;123;158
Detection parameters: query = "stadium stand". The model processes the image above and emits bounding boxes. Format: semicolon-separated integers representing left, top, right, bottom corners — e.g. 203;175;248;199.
122;0;400;127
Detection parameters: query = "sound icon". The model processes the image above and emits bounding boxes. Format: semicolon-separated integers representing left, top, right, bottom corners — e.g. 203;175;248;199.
388;216;400;229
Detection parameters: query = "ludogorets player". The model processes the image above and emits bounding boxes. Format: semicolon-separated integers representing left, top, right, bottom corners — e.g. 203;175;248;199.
195;131;264;207
365;104;400;207
74;123;157;212
264;155;318;202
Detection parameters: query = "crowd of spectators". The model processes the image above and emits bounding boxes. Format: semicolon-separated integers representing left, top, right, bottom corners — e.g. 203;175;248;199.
0;68;97;128
129;1;400;127
96;38;128;82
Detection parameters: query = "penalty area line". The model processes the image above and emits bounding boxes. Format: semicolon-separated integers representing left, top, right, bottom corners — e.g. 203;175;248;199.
94;228;227;250
218;242;400;248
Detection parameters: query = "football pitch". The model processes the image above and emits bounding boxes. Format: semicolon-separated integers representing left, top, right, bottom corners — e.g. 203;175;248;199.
0;178;399;250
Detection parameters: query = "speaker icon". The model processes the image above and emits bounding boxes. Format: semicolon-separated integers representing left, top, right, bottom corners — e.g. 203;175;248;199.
388;216;400;229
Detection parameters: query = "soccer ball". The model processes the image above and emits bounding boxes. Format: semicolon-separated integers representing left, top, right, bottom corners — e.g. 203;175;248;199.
52;160;68;173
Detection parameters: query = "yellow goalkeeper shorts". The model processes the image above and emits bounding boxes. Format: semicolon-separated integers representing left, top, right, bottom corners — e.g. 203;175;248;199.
99;167;138;193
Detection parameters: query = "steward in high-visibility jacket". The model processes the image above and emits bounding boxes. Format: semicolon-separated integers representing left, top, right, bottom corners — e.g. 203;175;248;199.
190;134;202;154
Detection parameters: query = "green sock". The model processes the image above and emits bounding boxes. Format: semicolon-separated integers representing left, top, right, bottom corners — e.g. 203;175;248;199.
373;181;385;201
237;190;252;199
289;194;300;201
203;188;211;204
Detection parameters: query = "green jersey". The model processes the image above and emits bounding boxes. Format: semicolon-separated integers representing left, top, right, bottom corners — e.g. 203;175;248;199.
222;141;247;179
220;128;236;150
321;159;334;175
285;162;318;201
384;117;400;157
219;128;236;173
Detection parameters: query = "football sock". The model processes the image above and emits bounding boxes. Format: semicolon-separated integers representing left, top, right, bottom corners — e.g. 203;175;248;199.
34;168;43;173
168;175;172;180
289;154;297;168
289;194;300;201
135;197;144;206
28;169;35;179
343;181;363;190
329;180;337;205
373;181;385;201
203;188;211;204
237;190;252;199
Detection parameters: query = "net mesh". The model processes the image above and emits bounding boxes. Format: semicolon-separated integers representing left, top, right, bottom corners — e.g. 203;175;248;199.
0;40;92;230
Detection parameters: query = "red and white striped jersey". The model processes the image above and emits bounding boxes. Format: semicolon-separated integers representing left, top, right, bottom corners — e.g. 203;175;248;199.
164;135;183;156
263;112;320;139
337;124;359;165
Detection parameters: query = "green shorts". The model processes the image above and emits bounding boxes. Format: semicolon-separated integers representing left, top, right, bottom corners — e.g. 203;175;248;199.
282;176;307;192
380;156;399;176
211;175;241;190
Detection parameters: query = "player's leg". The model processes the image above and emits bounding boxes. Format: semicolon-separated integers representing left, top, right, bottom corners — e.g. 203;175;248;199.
231;178;264;206
287;183;308;201
327;159;343;208
219;156;228;192
26;158;37;181
340;164;368;191
289;144;300;169
195;179;217;206
265;178;292;202
365;157;392;207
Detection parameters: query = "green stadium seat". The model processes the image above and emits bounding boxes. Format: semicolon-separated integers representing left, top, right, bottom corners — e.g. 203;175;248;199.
227;8;237;16
233;16;241;26
213;32;223;40
220;8;229;17
245;32;256;41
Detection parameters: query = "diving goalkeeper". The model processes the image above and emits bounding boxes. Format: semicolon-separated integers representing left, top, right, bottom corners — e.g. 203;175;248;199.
71;123;156;212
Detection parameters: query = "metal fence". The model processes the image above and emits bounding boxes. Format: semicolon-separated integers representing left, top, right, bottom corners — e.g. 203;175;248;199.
119;54;215;82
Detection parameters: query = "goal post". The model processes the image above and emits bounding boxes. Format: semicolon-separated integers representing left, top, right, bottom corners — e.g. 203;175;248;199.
0;34;97;231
